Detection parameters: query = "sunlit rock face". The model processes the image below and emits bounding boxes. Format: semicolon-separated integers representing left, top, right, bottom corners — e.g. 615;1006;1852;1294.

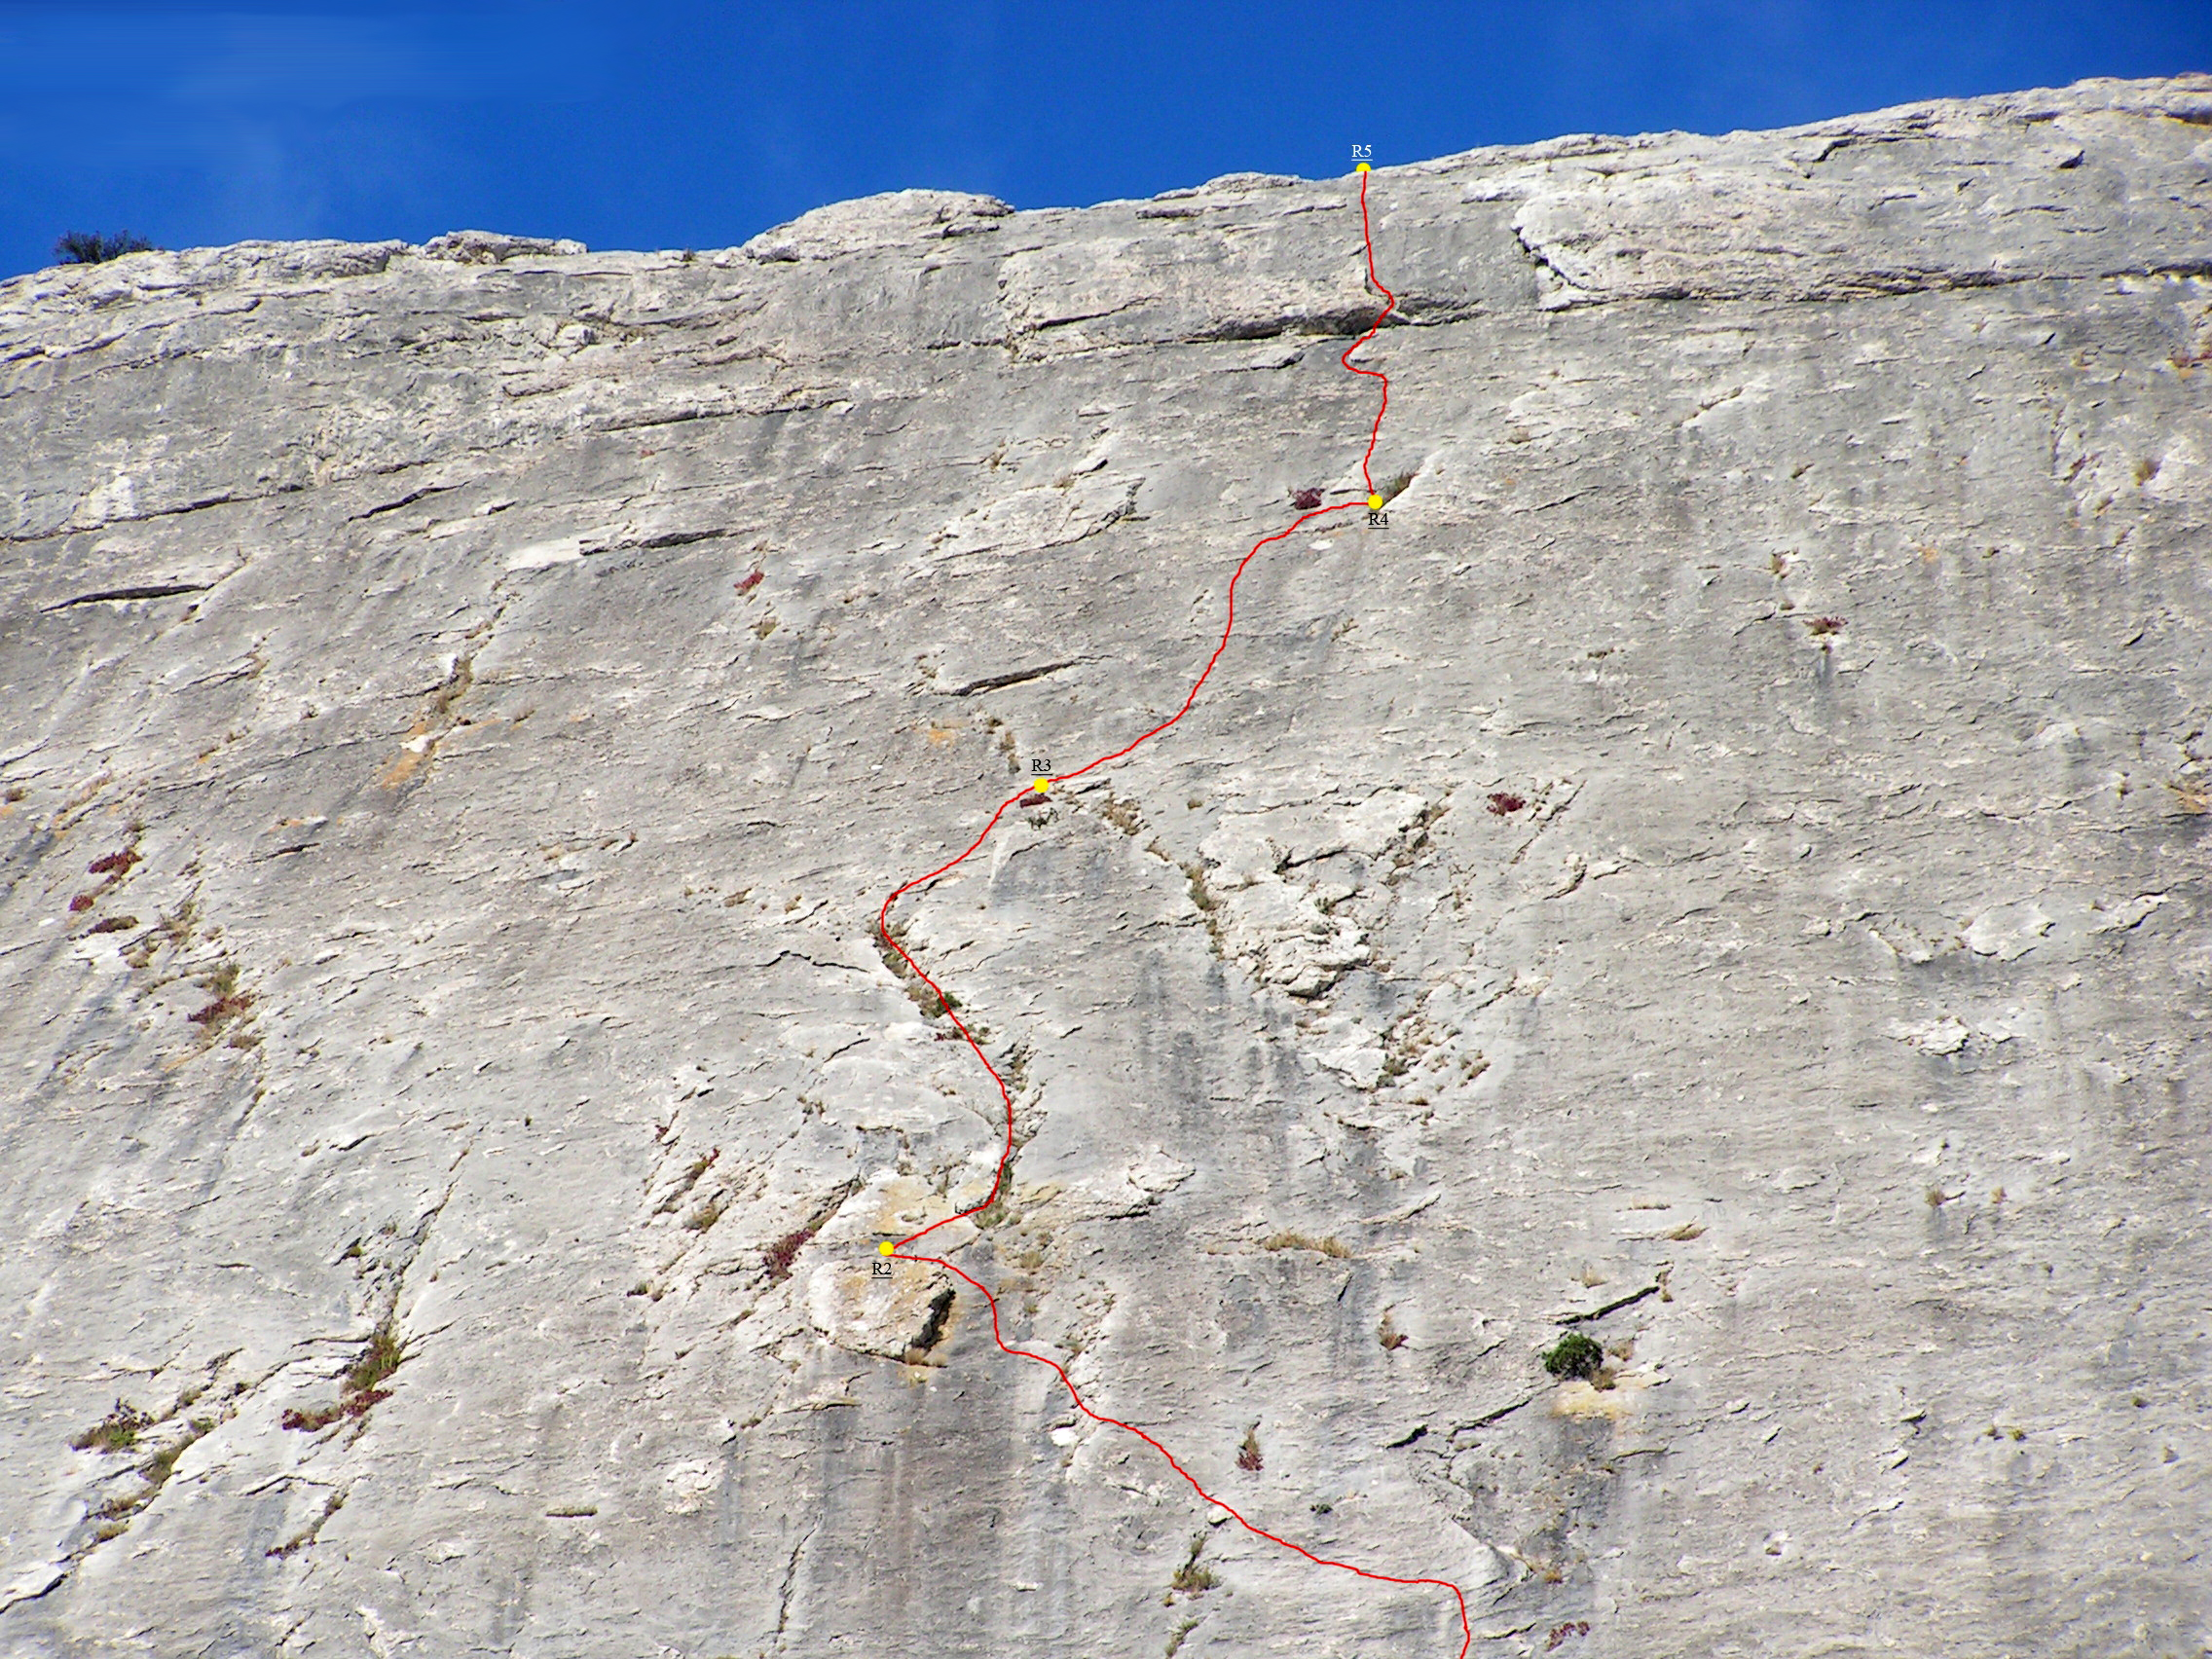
2;75;2208;1659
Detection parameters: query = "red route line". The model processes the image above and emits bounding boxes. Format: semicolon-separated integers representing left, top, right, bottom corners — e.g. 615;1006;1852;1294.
872;171;1471;1659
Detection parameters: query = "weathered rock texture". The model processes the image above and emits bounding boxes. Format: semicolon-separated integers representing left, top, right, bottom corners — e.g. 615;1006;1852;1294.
2;76;2209;1659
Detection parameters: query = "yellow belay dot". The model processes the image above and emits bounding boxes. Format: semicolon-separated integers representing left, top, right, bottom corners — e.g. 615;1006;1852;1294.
879;1240;896;1256
1032;778;1050;793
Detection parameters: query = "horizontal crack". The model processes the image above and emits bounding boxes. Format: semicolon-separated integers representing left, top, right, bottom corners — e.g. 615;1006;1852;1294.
45;582;212;609
946;659;1080;698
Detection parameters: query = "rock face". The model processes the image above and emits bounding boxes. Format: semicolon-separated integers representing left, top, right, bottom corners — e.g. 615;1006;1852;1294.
2;76;2208;1659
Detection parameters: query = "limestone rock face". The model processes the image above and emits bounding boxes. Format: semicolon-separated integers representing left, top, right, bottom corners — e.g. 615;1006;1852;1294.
2;76;2208;1659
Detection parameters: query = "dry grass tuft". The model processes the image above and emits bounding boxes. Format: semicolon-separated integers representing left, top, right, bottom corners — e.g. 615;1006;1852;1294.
1168;1535;1219;1596
70;1401;150;1454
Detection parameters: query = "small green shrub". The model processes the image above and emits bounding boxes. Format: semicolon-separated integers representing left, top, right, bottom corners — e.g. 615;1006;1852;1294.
1541;1332;1605;1381
56;231;155;265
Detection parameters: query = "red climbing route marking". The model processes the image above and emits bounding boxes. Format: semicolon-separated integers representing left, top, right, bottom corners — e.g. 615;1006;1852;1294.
873;170;1471;1658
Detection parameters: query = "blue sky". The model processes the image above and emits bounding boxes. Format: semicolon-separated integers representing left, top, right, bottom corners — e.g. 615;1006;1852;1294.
2;1;2206;277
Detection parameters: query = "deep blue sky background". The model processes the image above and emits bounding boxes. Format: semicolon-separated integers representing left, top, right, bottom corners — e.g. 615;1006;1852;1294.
3;1;2206;278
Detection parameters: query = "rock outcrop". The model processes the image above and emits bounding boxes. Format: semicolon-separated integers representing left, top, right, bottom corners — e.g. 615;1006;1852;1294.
1;76;2207;1658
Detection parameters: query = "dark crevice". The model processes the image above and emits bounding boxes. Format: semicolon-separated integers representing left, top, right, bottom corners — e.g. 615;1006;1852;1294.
1507;220;1588;300
903;1287;955;1364
3;486;289;545
1558;1281;1662;1325
947;660;1080;698
1455;1392;1538;1433
45;582;212;609
353;483;459;520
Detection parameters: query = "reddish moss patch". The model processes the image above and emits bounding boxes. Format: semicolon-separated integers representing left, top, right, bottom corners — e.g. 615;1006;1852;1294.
764;1226;816;1280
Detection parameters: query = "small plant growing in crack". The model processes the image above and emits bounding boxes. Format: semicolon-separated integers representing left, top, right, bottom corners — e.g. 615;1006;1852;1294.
86;1413;217;1538
70;1401;150;1454
1168;1534;1219;1597
683;1197;723;1232
764;1225;816;1280
188;958;253;1035
1262;1231;1349;1259
157;898;199;951
876;920;962;1018
903;1287;956;1366
1094;793;1144;836
1176;863;1227;956
1235;1426;1264;1472
1487;792;1526;816
345;1321;404;1395
267;1490;346;1559
653;1147;719;1214
1378;1308;1408;1351
282;1320;406;1431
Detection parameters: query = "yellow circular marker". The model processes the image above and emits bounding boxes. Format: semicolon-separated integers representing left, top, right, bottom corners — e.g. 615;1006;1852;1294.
1033;777;1050;793
1367;493;1384;510
878;1240;896;1256
1356;163;1372;173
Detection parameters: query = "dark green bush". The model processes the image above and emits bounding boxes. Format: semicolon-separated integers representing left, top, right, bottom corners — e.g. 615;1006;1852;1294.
1541;1332;1605;1381
55;231;155;265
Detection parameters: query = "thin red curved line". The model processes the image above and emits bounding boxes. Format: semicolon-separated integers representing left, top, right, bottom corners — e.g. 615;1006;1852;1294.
870;172;1469;1657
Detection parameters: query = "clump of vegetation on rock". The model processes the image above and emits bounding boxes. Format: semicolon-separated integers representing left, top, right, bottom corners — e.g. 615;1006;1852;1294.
55;231;155;265
1541;1332;1606;1382
281;1321;406;1432
1235;1426;1264;1471
1168;1534;1219;1595
70;1400;150;1454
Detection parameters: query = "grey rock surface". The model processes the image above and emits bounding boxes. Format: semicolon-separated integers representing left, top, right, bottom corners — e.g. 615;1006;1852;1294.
1;75;2208;1659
